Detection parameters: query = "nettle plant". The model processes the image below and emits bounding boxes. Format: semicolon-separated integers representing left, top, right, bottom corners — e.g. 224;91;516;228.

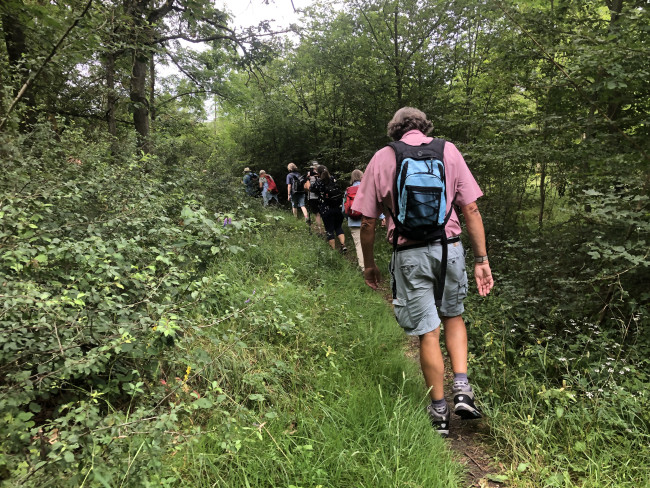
0;125;258;483
467;156;649;485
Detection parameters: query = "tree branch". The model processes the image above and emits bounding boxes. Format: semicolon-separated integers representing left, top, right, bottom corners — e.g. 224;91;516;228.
153;28;291;45
148;0;175;24
156;89;227;108
0;0;94;131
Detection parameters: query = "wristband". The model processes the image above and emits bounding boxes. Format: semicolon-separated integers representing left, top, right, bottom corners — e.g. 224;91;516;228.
474;255;488;263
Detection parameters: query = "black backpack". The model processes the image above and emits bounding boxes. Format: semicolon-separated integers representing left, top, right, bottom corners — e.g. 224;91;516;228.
320;178;343;206
387;139;454;308
291;173;306;194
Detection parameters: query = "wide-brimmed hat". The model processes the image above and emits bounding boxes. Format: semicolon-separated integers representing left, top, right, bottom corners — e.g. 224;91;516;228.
243;167;250;172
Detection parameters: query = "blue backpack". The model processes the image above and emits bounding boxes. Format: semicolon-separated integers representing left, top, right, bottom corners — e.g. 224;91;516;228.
387;138;454;306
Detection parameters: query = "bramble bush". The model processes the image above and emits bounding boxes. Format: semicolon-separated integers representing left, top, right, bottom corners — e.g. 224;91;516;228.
0;121;259;485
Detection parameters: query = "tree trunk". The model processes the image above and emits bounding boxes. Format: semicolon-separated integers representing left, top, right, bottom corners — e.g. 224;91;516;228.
131;50;150;152
604;0;625;128
393;6;402;108
2;3;36;129
149;51;156;125
538;160;547;230
104;52;117;137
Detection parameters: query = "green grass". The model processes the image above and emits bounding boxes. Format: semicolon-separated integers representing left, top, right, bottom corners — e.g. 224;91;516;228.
161;209;465;487
467;288;650;488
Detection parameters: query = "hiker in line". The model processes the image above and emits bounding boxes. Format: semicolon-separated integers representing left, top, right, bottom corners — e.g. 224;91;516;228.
259;170;279;207
352;107;494;438
306;161;324;234
343;169;385;271
305;165;347;253
243;167;259;197
286;162;309;223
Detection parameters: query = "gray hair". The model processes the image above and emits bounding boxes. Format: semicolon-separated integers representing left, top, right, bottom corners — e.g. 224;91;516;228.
350;169;363;184
387;107;433;141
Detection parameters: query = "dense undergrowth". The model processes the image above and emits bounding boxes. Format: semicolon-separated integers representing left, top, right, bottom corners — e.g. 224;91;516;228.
0;123;464;486
2;120;648;487
465;174;650;486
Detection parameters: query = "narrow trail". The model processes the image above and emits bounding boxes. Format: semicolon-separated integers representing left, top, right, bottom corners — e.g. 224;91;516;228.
404;335;503;488
312;221;506;486
370;268;505;487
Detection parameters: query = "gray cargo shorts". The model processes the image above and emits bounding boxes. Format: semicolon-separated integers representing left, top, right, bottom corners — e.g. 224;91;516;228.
391;240;468;336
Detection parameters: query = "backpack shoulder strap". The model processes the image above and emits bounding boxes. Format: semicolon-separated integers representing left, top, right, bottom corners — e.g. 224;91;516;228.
387;141;406;164
391;139;445;161
428;138;445;160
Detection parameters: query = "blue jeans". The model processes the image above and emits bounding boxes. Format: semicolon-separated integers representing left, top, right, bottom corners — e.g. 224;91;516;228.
262;189;278;206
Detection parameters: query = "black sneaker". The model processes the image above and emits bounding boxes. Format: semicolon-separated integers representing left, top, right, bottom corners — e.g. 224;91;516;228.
341;246;348;254
452;386;482;419
426;403;450;437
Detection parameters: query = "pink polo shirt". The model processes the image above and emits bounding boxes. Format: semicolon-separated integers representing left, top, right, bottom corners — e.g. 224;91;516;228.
351;130;483;246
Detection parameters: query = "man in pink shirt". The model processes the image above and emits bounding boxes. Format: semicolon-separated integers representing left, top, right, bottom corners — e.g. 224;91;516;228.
351;107;494;437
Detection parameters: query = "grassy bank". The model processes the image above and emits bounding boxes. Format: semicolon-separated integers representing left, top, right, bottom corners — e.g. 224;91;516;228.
0;130;465;486
159;209;464;486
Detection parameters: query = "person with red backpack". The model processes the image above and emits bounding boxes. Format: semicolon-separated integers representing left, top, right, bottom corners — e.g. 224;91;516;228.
344;169;384;270
259;170;279;207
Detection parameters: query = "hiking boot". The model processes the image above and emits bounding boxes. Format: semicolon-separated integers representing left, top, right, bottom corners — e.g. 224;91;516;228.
452;386;482;419
341;246;348;254
426;403;450;438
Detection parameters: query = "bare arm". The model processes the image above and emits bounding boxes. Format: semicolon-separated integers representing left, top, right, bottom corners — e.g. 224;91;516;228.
460;201;494;296
360;216;380;289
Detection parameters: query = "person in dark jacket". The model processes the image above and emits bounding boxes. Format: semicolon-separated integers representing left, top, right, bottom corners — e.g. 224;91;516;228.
305;165;347;252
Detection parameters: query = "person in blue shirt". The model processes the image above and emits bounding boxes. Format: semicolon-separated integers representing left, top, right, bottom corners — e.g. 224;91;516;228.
242;167;259;197
286;162;309;223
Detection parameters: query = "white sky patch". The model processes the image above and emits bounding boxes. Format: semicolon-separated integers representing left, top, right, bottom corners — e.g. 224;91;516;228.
223;0;311;29
158;0;311;78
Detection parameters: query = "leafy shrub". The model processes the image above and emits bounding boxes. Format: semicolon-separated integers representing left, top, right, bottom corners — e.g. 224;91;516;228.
466;164;650;486
0;122;257;484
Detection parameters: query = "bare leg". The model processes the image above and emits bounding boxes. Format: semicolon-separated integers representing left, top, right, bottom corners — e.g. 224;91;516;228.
328;239;336;249
419;329;445;401
301;206;309;219
337;234;345;247
350;227;364;269
442;315;467;374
